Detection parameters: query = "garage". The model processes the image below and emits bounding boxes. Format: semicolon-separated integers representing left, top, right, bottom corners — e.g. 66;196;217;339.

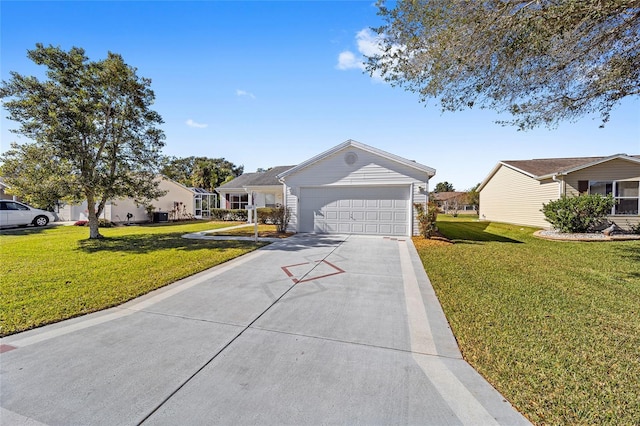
299;186;410;235
277;140;436;237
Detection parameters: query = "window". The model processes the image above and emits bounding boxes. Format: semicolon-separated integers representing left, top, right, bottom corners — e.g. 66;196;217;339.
229;193;248;210
589;180;639;215
265;193;276;208
0;201;29;211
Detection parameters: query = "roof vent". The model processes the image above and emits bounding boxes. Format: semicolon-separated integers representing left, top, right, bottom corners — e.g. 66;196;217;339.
344;151;358;166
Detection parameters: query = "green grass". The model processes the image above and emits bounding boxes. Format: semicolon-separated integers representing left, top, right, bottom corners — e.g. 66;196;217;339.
413;216;640;425
0;221;266;336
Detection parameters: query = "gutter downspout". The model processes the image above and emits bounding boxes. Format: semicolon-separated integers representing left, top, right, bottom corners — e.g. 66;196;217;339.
552;174;564;197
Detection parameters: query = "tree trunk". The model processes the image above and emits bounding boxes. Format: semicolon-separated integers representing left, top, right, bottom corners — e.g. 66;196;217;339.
86;193;103;239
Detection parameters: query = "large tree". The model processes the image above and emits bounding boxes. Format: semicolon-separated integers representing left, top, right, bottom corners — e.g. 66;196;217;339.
161;156;243;191
0;44;166;238
434;181;455;192
366;0;640;129
0;142;73;211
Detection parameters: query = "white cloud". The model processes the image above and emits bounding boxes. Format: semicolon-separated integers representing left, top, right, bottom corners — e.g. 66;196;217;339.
355;28;382;57
185;119;208;128
236;89;256;99
336;28;385;81
336;50;362;70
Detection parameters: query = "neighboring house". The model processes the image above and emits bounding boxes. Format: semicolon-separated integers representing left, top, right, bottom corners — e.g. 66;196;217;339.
432;191;476;214
216;165;295;210
478;154;640;229
0;179;21;201
278;140;435;236
58;176;217;223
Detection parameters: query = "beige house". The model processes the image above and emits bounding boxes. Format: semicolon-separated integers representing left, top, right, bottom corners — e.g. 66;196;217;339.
478;154;640;229
58;176;217;223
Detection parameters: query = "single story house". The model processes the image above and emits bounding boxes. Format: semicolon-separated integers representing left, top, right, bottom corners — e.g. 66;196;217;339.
216;165;295;210
478;154;640;229
219;140;436;236
432;191;476;214
58;176;217;223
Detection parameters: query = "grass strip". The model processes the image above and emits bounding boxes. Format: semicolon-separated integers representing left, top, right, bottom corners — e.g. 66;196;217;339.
0;221;265;336
413;216;640;425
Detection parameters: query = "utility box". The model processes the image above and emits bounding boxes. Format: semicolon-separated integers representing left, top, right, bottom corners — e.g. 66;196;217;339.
152;212;169;223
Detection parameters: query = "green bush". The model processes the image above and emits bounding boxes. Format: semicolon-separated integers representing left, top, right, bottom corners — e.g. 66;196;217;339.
414;201;439;238
208;209;248;221
541;194;614;233
257;207;278;224
257;206;290;232
73;219;114;228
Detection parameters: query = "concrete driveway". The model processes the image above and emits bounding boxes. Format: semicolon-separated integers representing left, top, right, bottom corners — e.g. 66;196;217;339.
1;235;530;425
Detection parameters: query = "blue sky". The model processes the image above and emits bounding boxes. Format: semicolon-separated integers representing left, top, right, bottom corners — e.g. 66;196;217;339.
2;1;639;190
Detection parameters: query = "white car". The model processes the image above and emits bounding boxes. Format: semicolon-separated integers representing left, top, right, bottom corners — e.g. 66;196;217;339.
0;200;56;228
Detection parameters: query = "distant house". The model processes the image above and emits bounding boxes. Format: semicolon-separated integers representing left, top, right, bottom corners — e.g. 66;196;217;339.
478;154;640;229
0;179;18;201
431;191;476;214
58;176;217;223
216;165;295;210
216;140;436;236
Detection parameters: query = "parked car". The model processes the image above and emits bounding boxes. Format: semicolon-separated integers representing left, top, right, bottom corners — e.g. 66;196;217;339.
0;200;56;228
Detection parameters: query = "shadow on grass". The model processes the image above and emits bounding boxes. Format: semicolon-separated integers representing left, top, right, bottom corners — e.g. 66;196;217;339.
0;225;56;235
437;221;523;244
77;232;265;254
617;244;640;279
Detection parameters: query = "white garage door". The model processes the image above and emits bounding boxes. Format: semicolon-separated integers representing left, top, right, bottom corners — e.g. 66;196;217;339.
299;186;410;236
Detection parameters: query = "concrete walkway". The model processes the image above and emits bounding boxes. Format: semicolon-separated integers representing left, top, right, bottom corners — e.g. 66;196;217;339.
1;235;530;425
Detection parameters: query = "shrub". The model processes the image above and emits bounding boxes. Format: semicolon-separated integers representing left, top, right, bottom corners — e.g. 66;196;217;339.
414;201;439;238
257;206;290;232
541;194;614;233
73;219;114;228
257;207;278;224
208;209;248;221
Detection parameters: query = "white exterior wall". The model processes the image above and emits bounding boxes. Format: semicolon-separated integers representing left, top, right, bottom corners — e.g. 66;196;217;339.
479;165;559;228
283;147;430;235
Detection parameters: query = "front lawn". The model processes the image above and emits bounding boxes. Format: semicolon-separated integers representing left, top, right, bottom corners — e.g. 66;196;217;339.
0;221;266;336
414;216;640;425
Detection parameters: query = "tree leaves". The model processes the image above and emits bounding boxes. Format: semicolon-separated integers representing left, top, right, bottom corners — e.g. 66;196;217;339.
366;0;640;129
1;44;166;238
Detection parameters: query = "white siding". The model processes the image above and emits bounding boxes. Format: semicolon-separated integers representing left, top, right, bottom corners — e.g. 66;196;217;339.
480;165;559;228
283;146;430;235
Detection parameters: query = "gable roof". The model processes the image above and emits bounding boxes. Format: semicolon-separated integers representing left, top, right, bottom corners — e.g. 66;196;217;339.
216;165;295;190
478;154;640;191
277;139;436;180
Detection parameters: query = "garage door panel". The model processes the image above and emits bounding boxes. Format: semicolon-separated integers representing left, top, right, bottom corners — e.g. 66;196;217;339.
394;225;408;234
299;186;410;236
379;211;393;221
